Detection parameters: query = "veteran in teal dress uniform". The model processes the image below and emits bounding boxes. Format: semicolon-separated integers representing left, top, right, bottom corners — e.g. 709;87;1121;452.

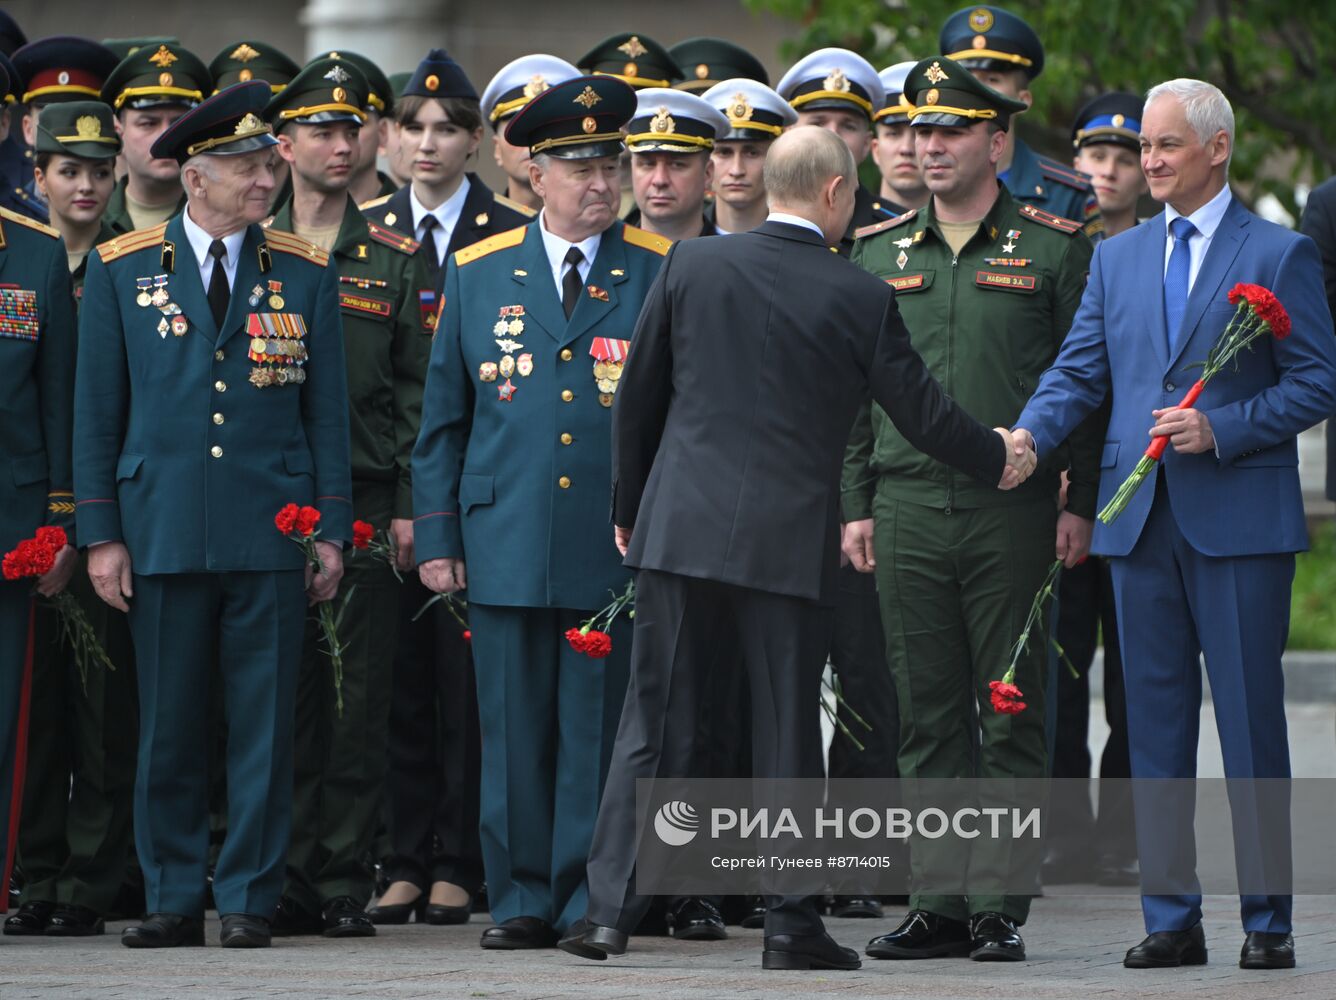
73;82;352;949
413;75;668;949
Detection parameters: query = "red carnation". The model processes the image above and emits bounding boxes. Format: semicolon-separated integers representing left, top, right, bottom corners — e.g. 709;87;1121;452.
35;526;68;552
582;629;613;659
295;506;321;537
352;520;375;550
275;503;300;535
462;629;472;643
989;680;1027;715
565;627;589;653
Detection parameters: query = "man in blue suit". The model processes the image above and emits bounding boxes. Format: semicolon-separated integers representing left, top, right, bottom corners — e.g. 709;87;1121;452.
1014;79;1336;972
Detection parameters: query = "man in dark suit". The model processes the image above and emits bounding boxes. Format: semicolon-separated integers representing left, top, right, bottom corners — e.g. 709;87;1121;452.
1298;177;1336;501
557;125;1035;971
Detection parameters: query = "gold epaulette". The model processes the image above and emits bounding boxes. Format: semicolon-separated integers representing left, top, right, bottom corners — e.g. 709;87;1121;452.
96;222;169;262
622;223;671;256
0;207;60;239
358;193;392;211
493;193;538;218
854;207;918;240
366;221;420;255
1038;157;1094;191
1018;203;1083;235
454;225;527;266
264;228;331;266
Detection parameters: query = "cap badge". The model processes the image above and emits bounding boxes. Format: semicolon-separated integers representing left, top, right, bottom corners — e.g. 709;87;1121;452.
924;88;940;105
823;68;850;93
695;63;710;80
523;74;548;99
1111;113;1125;127
969;8;995;32
148;45;178;68
650;106;675;134
925;61;950;85
231;43;261;62
618;36;649;59
728;93;754;121
235;112;264;136
75;115;102;140
623;62;638;77
239;69;253;81
574;85;602;109
57;70;70;85
425;74;440;92
332;87;347;103
973;34;988;49
328;52;341;60
159;72;174;87
324;65;351;84
581;116;598;134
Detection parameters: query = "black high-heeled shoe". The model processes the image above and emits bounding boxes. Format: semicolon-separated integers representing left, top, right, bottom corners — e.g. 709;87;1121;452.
367;893;426;925
424;898;472;925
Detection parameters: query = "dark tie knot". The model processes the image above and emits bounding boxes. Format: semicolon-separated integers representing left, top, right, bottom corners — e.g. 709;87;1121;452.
420;215;438;234
1169;217;1196;241
564;246;584;267
208;239;227;262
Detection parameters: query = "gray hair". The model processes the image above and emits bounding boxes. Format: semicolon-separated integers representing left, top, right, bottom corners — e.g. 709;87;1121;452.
1145;78;1234;171
763;126;856;207
182;152;221;184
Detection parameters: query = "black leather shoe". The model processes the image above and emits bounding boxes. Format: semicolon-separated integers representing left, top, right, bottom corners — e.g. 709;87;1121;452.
220;913;272;948
969;912;1025;961
1124;923;1207;968
739;895;767;929
121;913;205;948
1240;931;1295;969
668;897;727;940
479;915;557;950
4;900;55;936
270;896;323;937
558;918;629;961
425;901;472;925
830;896;883;919
866;910;971;959
763;931;861;970
368;890;426;925
45;903;105;936
322;896;376;938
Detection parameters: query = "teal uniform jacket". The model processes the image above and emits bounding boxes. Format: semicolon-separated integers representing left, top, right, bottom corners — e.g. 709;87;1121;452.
73;213;353;568
413;219;670;608
1003;138;1103;241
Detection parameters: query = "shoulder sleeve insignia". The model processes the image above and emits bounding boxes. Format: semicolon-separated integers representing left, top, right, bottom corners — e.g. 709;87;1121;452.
0;207;60;239
1017;203;1083;235
358;193;393;211
1038;157;1095;191
493;193;538;218
366;221;421;255
454;225;528;266
96;222;170;262
264;228;331;266
622;224;672;256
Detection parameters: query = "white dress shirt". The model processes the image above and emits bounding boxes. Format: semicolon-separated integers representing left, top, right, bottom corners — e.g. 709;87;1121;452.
181;206;244;292
539;210;601;298
765;212;825;239
411;177;472;266
1162;182;1233;292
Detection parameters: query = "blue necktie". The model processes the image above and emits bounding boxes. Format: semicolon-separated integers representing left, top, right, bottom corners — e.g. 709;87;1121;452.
1164;216;1196;353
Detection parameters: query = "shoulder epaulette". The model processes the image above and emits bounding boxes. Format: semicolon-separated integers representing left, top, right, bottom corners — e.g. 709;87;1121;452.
1037;157;1094;191
264;228;331;266
0;206;59;239
622;224;672;256
96;222;169;262
1018;203;1083;235
854;208;917;241
454;225;527;266
358;193;393;211
366;220;420;255
494;192;538;218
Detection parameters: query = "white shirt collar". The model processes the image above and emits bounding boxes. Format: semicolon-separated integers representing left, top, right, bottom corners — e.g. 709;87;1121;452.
766;211;825;238
539;209;602;293
1164;181;1232;240
411;177;472;257
181;205;245;285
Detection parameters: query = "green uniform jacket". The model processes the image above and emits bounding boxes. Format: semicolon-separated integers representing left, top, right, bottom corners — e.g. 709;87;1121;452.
269;197;434;519
0;209;76;551
103;177;187;237
845;186;1101;518
71;222;118;305
1004;138;1103;242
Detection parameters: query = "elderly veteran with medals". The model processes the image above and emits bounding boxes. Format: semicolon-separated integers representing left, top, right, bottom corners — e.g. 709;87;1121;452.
73;81;352;950
412;74;669;951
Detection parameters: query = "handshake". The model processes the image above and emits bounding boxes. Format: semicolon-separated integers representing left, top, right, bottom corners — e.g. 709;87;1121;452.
995;427;1037;490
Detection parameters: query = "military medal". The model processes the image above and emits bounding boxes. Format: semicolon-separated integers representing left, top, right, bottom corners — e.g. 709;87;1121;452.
252;336;267;354
598;393;614;408
136;277;153;307
157;316;170;338
496;338;522;353
1002;229;1021;254
267;279;284;309
587;285;609;302
517;353;533;377
493;320;508;336
984;257;1032;267
499;355;515;378
249;283;264;307
497;378;516;402
589;337;630;401
507;318;524;335
479;362;498;382
171;315;188;336
896;250;909;270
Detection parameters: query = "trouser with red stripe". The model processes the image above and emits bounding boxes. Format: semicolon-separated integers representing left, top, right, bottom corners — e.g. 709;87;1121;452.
0;580;36;912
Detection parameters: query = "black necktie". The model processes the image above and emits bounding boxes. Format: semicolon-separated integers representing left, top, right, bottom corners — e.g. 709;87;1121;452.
561;246;584;320
419;215;441;288
207;239;229;328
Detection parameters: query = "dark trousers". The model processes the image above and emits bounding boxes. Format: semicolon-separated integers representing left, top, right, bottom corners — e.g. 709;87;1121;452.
585;569;832;938
0;582;33;905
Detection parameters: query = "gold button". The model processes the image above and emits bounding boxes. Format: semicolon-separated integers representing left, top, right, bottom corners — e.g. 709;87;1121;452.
212;413;224;425
214;350;225;361
558;476;571;489
561;389;573;401
560;349;573;361
210;445;223;458
560;432;573;445
214;380;227;392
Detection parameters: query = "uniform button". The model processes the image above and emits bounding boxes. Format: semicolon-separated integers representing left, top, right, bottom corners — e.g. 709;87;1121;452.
561;389;574;401
560;432;573;445
214;350;225;361
212;412;224;425
558;476;571;489
210;445;223;458
215;380;227;392
1165;382;1175;392
560;349;573;361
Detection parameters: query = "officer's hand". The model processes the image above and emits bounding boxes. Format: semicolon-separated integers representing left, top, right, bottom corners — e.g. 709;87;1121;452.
1151;407;1215;454
614;525;631;557
420;557;467;594
87;542;133;612
36;544;78;598
841;519;876;572
996;428;1037;489
390;518;415;572
308;540;344;604
1055;510;1093;569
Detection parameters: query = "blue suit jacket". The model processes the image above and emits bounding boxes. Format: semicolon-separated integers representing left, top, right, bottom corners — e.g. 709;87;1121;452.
1018;195;1336;557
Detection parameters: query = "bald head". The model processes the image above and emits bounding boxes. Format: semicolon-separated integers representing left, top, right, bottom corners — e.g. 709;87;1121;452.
765;125;857;208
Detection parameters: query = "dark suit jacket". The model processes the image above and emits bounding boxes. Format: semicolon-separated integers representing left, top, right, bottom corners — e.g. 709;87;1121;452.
1299;177;1336;501
612;219;1005;603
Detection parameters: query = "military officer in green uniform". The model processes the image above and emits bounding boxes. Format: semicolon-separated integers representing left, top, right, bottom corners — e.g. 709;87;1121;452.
262;57;434;938
5;101;138;940
413;74;668;950
939;5;1102;240
100;42;209;236
846;58;1099;963
307;50;399;207
73;81;352;949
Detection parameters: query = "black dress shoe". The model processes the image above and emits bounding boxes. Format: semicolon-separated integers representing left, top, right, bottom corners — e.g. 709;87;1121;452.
762;931;861;970
830;896;883;919
368;891;426;925
322;896;376;938
1124;923;1207;968
425;900;472;925
270;896;323;937
121;913;205;948
220;913;272;948
479;915;557;950
866;910;971;959
45;903;105;936
558;918;629;961
668;897;727;940
969;912;1026;961
1240;931;1295;969
739;895;767;929
4;900;55;936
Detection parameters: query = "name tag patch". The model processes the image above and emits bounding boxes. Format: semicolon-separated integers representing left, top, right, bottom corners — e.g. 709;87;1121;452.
339;291;393;318
975;271;1036;292
886;274;925;291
